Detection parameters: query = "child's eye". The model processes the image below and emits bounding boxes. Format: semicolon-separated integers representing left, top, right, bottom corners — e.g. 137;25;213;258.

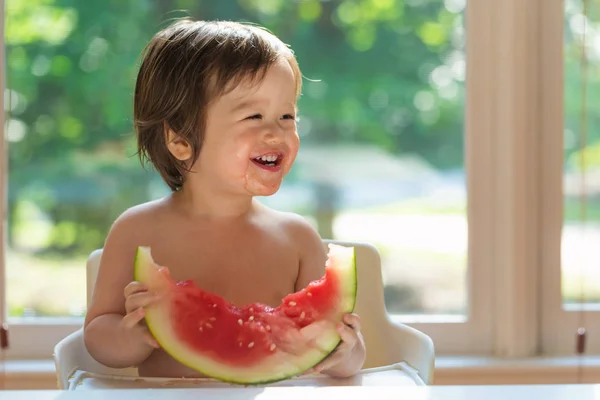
247;114;262;120
281;114;296;121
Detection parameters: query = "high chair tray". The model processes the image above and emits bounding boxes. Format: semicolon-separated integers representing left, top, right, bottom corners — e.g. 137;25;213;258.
67;362;423;390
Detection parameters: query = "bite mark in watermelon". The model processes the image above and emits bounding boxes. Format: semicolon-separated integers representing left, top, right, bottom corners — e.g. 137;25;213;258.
133;243;357;385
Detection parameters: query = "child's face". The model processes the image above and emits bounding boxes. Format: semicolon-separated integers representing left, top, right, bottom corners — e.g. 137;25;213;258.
190;58;300;197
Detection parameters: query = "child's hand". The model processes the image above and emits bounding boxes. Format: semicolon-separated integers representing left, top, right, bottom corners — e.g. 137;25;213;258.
121;281;161;349
308;313;362;374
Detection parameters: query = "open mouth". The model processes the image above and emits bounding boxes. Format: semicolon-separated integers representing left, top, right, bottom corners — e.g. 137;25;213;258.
251;153;283;170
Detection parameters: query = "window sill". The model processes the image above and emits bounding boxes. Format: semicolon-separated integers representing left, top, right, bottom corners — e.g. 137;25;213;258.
3;356;600;389
1;359;58;390
434;355;600;385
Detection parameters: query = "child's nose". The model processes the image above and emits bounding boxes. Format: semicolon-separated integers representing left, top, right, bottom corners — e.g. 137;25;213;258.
261;122;285;143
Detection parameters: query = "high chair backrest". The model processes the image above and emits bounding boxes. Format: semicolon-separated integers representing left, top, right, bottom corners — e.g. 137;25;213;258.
85;240;435;384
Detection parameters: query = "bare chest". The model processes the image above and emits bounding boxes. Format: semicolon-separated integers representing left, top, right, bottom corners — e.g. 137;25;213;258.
145;226;299;308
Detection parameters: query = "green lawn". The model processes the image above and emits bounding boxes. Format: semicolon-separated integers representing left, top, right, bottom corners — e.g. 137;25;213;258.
6;249;87;317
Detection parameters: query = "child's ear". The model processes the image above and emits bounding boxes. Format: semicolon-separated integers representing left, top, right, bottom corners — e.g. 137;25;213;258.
164;122;192;161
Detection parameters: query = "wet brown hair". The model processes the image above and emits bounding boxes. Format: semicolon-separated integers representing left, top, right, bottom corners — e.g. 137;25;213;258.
133;19;302;191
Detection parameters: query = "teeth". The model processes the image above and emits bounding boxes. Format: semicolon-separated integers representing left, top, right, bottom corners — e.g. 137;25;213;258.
257;154;279;163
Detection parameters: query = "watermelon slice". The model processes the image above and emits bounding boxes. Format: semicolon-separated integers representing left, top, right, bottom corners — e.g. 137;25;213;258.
133;243;357;385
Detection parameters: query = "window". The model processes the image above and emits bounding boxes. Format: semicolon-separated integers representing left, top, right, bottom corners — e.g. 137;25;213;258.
2;0;483;360
540;0;600;356
0;0;588;362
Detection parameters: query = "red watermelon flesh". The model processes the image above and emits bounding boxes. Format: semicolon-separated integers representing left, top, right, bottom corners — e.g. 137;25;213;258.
134;244;357;385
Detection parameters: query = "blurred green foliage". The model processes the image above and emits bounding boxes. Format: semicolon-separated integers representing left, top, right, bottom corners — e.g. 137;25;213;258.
6;0;467;257
5;0;599;261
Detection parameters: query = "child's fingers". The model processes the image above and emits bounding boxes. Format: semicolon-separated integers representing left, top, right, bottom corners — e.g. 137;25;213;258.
305;318;361;374
313;351;343;374
300;367;315;376
343;313;361;331
121;310;159;348
337;323;358;348
125;291;159;314
143;332;160;349
122;307;146;329
311;341;349;374
123;281;148;298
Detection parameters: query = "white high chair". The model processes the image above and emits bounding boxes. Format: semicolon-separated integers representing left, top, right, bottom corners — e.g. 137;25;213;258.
53;240;435;389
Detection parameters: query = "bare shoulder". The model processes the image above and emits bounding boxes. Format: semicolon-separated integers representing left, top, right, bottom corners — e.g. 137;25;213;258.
84;197;170;324
258;205;327;289
257;205;319;244
101;196;171;273
110;198;169;238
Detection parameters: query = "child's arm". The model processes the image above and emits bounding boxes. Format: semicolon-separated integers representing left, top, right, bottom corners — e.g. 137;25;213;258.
290;216;367;378
84;208;158;368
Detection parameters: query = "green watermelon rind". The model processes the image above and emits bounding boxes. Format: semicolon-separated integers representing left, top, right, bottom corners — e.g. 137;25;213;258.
133;244;357;385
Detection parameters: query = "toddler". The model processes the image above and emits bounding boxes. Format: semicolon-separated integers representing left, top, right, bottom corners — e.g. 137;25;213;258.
83;19;365;379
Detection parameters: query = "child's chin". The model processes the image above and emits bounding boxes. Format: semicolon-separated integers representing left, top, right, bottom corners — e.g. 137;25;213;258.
254;186;281;197
245;182;282;197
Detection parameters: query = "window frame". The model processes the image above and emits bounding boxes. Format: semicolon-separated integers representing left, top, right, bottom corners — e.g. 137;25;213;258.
0;0;576;361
